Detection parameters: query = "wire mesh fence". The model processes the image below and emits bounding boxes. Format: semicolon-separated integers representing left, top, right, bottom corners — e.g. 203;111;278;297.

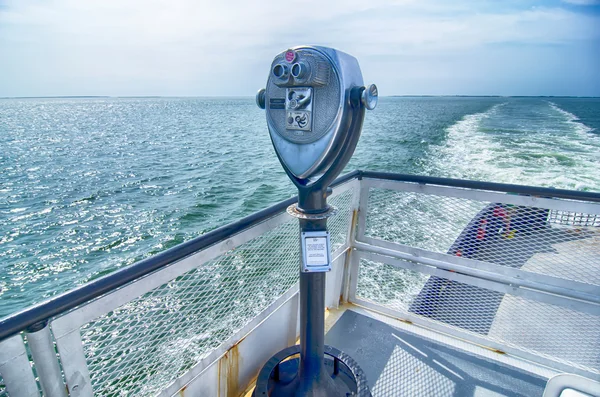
4;175;599;395
356;257;600;376
80;220;300;396
365;187;486;255
364;187;600;286
328;188;354;253
358;184;600;375
72;186;354;397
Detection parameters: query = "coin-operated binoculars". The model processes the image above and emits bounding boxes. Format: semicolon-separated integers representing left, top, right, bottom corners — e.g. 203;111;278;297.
255;46;377;396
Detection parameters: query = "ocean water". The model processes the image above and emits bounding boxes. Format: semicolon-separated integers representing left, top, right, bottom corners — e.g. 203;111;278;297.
1;96;599;318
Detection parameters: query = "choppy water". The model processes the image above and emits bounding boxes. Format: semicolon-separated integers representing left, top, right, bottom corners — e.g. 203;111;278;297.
1;96;599;317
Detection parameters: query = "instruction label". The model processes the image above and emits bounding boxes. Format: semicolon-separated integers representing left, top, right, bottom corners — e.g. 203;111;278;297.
306;237;328;266
301;231;331;272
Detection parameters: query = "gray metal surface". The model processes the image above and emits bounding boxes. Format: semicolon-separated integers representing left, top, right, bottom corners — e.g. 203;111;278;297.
325;309;547;397
543;374;600;397
52;324;92;397
0;335;39;397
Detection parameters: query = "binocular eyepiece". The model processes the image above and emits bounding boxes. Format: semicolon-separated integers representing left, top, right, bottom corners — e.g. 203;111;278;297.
257;46;377;186
271;60;311;82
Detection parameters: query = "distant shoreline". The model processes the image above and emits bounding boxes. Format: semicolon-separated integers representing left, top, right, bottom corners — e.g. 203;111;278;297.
1;95;599;99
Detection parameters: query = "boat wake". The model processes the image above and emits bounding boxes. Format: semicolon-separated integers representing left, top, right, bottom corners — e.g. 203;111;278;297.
425;101;600;191
548;101;596;135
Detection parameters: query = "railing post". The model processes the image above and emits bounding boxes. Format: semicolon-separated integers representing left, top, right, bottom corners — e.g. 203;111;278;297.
355;178;370;244
347;178;362;246
342;177;367;303
27;321;68;397
0;334;39;397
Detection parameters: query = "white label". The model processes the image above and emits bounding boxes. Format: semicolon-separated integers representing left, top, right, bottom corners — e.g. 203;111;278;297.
305;237;328;266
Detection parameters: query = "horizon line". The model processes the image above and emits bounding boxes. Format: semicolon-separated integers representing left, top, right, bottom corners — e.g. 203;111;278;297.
1;95;599;99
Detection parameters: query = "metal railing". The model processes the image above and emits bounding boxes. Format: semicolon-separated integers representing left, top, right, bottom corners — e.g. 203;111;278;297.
350;172;600;381
1;170;599;396
0;172;358;397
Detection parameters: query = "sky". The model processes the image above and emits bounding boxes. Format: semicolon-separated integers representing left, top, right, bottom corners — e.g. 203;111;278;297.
0;0;599;97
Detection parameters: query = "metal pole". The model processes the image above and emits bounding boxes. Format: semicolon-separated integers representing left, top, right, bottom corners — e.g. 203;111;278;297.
27;322;68;397
298;270;328;390
295;190;343;396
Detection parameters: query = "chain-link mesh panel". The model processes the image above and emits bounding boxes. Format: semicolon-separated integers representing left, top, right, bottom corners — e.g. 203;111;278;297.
75;185;355;397
328;188;354;253
365;188;600;286
80;218;300;396
357;258;429;312
356;258;600;375
365;188;485;254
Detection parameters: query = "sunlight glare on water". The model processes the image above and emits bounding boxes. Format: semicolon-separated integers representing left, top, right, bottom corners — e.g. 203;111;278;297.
0;96;598;317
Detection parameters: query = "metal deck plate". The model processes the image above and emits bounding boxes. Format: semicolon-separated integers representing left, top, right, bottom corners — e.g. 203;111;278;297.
325;309;547;397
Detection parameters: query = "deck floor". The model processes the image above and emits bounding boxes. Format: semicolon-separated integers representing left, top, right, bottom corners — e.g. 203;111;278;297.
325;308;548;397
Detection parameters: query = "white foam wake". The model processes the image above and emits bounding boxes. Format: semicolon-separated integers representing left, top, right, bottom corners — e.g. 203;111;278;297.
425;101;600;191
548;101;595;135
424;103;510;182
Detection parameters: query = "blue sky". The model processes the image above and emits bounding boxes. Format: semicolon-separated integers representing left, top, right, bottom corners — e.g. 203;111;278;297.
0;0;599;97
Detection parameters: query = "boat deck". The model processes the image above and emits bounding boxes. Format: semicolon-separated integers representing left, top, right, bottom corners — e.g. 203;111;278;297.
324;305;553;397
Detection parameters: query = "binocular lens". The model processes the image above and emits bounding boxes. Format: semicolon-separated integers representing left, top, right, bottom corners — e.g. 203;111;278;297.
291;62;307;79
291;63;301;77
273;64;288;78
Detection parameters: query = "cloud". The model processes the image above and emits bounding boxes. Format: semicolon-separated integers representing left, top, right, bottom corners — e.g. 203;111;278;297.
0;0;598;96
562;0;600;5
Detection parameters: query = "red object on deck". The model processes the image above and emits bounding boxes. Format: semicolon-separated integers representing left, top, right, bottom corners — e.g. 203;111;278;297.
477;219;487;240
493;206;507;218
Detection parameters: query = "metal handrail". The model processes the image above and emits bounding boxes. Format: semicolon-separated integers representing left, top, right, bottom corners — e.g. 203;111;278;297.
359;171;600;203
1;169;599;342
0;170;359;342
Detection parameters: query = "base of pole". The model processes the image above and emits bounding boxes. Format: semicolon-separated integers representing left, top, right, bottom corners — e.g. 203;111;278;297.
253;345;371;397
